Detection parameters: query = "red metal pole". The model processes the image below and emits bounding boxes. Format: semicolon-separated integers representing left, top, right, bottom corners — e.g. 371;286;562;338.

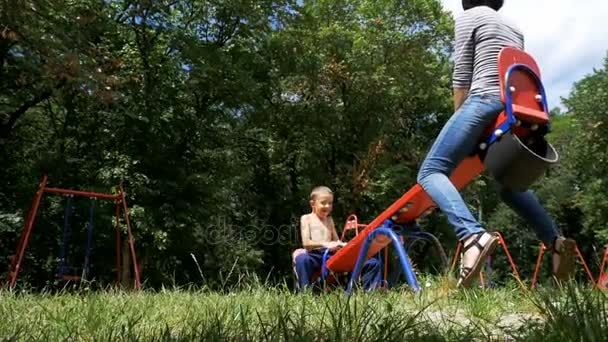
495;232;525;290
7;176;48;288
450;242;462;273
575;245;595;284
119;185;141;290
341;214;363;241
44;187;120;200
531;243;545;289
597;246;608;287
8;198;36;279
114;200;122;286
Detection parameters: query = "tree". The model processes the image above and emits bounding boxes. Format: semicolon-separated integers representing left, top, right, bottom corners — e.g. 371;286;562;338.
563;55;608;244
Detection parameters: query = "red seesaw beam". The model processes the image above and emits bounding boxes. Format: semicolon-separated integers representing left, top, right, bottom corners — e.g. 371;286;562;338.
327;156;484;272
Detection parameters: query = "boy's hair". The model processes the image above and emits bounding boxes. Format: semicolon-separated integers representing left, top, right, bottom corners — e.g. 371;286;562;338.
462;0;503;11
309;186;333;201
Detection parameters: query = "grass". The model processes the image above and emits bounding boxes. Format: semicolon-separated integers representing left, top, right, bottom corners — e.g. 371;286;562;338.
0;278;606;341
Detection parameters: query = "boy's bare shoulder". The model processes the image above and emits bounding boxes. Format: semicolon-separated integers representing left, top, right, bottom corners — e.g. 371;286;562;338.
300;213;313;223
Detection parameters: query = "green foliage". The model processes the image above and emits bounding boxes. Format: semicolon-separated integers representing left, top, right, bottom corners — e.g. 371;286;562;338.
0;0;456;287
523;285;608;341
563;56;608;243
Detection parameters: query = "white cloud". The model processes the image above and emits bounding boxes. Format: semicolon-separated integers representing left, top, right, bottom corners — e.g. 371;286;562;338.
440;0;608;108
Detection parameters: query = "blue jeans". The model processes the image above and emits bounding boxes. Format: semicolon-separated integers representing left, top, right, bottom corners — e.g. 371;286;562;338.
294;248;382;291
416;94;559;246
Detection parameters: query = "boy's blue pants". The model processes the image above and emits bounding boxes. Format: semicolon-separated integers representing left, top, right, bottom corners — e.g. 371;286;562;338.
294;248;382;290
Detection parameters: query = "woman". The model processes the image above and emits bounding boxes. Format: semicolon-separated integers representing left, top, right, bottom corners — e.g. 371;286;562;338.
417;0;575;287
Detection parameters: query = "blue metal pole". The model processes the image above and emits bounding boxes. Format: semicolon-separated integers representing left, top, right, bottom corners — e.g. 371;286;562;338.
486;63;551;146
321;248;331;281
82;198;96;280
346;220;420;294
57;195;73;278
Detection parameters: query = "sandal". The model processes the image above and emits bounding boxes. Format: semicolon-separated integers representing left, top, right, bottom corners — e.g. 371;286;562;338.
552;237;576;281
457;232;499;288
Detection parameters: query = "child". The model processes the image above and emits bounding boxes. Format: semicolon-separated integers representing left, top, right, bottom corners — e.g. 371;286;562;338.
293;186;381;291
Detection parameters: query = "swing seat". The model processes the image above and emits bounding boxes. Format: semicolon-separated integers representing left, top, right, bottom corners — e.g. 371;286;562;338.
59;274;82;282
56;265;85;282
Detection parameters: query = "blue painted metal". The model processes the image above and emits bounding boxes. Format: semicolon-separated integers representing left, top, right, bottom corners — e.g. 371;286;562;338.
57;195;73;278
407;230;437;242
82;198;96;279
397;222;435;249
346;220;420;294
321;245;384;288
485;63;549;146
321;248;331;281
399;222;435;243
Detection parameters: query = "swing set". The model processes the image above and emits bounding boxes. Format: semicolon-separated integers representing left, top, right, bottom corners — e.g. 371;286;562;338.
5;176;142;289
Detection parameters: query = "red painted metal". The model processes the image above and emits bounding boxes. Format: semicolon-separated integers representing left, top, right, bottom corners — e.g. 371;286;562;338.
114;201;123;285
450;241;463;272
340;214;366;241
575;245;595;284
498;47;542;105
60;275;82;282
531;243;545;289
495;232;525;289
7;176;47;288
511;104;549;124
531;242;595;289
597;246;608;288
450;232;524;290
45;187;120;200
120;184;142;290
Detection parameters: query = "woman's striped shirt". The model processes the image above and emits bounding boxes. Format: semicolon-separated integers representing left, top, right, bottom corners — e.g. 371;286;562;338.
453;6;524;96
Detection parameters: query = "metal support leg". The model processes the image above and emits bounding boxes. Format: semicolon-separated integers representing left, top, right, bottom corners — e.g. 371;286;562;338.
597;246;608;288
532;241;594;288
531;243;545;289
346;221;420;294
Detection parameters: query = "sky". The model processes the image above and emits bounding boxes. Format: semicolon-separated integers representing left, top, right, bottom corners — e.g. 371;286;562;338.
439;0;608;109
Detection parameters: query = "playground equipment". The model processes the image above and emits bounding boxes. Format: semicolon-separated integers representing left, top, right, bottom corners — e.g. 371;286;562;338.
293;213;449;292
598;245;608;288
451;234;596;289
337;215;448;291
323;47;561;292
531;241;594;288
5;176;141;289
55;195;96;282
